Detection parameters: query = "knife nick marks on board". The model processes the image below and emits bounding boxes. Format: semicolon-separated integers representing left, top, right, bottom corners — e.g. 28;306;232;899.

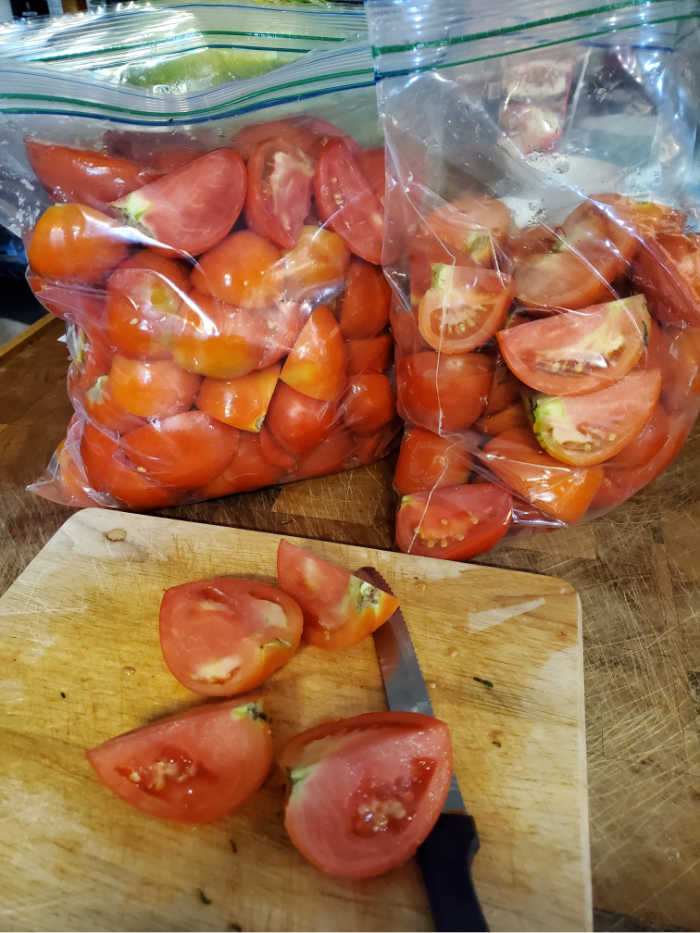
357;566;489;933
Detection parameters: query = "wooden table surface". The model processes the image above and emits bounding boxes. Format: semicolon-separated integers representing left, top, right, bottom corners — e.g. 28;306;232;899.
2;317;699;933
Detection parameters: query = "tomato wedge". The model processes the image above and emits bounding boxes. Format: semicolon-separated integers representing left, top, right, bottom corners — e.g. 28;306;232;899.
497;294;650;396
393;426;473;495
294;426;353;480
530;368;662;466
514;247;619;310
340;259;391;339
191;229;282;309
265;382;338;455
606;403;670;469
108;355;201;419
633;233;700;328
277;540;399;651
314;138;383;265
197;364;280;432
281;305;347;401
277;225;350;298
196;431;283;498
356;148;385;205
483;359;522;415
279;711;452;879
245;139;314;249
346;334;393;375
159;578;302;697
396;483;512;559
475;401;529;436
342;374;395;435
87;696;272;823
112;149;246;256
418;194;512;268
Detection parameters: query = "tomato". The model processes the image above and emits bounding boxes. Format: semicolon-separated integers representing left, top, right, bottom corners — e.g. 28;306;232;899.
396;351;493;434
245;139;314;249
108;355;201;419
159;578;302;697
497;294;651;396
197;364;280;433
113;149;246;256
393;427;472;496
346;334;393;375
28;276;103;325
279;711;452;879
25;140;160;213
514;247;619;310
86;695;272;823
191;229;281;309
480;427;603;523
233;117;359;163
560;194;638;271
530;368;662;466
593;194;685;240
281;306;347;401
661;327;700;411
353;420;400;466
633;233;700;328
418;194;512;268
340;259;391;339
483;359;522;415
294;426;354;480
79;374;147;436
196;431;283;498
28;203;132;283
396;483;512;559
418;265;513;353
278;225;350;298
265;383;338;455
66;320;113;393
356;148;385;205
314;138;383;265
122;411;240;488
476;401;529;436
259;424;297;471
606;404;670;469
53;422;97;508
106;250;190;360
103;130;204;168
341;374;395;436
277;540;399;650
389;304;431;356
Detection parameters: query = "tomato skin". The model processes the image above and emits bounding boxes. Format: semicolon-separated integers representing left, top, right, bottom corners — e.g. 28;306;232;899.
108;355;201;419
314;138;383;265
28;275;105;326
560;195;638;272
159;578;303;697
86;695;273;823
346;334;393;375
476;401;529;436
279;711;452;879
197;364;280;433
633;233;700;328
25;140;160;213
606;403;670;469
281;306;347;402
265;382;338;456
278;225;350;298
245;139;314;249
483;359;522;415
294;426;354;481
28;203;132;284
191;229;281;309
196;431;283;498
112;148;247;256
342;374;395;435
396;351;493;434
393;427;473;496
340;259;391;339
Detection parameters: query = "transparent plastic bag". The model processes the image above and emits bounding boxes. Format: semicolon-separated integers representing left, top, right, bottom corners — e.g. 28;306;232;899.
0;24;398;511
366;0;700;559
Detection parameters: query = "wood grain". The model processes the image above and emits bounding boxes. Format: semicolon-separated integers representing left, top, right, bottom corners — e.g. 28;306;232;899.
0;508;590;933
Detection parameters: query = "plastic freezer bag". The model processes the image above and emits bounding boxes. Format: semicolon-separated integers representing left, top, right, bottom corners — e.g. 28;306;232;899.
0;32;399;511
366;0;700;560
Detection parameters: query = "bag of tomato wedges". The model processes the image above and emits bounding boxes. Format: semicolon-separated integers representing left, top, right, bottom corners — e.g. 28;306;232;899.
0;33;399;511
365;0;700;561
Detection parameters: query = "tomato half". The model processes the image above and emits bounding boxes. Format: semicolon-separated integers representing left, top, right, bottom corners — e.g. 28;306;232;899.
245;139;314;249
396;483;512;559
197;364;280;432
396;351;493;434
281;305;347;401
340;259;391;339
264;382;338;455
86;695;272;823
277;225;350;298
277;540;399;650
159;578;302;697
497;294;650;396
279;711;452;879
393;426;473;496
196;431;283;498
353;420;400;466
53;420;97;508
633;233;700;328
314;138;383;265
346;334;393;375
342;374;395;435
530;368;662;466
480;427;603;523
191;230;281;309
294;426;353;480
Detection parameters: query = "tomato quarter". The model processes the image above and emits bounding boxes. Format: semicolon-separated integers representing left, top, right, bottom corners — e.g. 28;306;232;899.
265;382;338;455
396;351;492;434
245;139;314;249
281;305;347;401
340;259;391;339
393;426;473;495
197;364;280;433
342;374;395;435
191;229;282;309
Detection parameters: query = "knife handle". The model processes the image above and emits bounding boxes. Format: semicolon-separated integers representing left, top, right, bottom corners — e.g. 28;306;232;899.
417;811;489;932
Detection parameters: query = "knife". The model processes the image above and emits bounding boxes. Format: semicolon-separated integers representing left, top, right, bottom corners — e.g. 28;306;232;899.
357;567;489;933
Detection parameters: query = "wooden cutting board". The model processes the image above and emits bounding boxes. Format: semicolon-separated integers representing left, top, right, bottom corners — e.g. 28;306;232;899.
0;508;591;932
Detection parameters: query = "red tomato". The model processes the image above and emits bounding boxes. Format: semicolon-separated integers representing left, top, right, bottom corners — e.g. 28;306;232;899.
108;355;201;419
342;374;395;435
417;194;512;269
396;483;512;559
277;540;399;650
191;229;281;309
314;138;383;265
259;424;297;471
25;140;160;213
661;327;700;411
197;364;280;432
112;149;246;256
66;320;113;392
281;306;347;401
560;194;638;271
196;431;283;498
28;203;132;284
497;294;651;396
530;368;662;466
594;194;686;240
514;247;619;310
279;711;452;879
122;411;240;488
53;422;97;509
633;233;700;327
340;259;391;339
480;427;603;523
606;403;670;469
418;265;514;353
28;275;105;326
475;401;529;436
353;420;400;466
389;303;431;356
103;130;204;168
346;334;393;375
393;427;473;496
356;148;385;205
233;117;359;163
265;382;338;455
278;225;350;297
396;351;493;434
159;578;302;697
86;695;272;823
483;359;522;414
245;139;314;249
78;374;147;436
294;426;354;480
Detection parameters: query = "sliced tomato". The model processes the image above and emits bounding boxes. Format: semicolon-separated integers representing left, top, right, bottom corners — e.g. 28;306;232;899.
633;233;700;328
294;426;353;480
497;294;651;396
159;578;302;697
86;696;272;823
560;194;638;271
196;431;283;498
340;259;391;339
53;420;98;508
281;305;347;401
353;420;400;466
476;401;528;436
418;194;512;268
393;427;473;496
112;149;246;256
483;359;522;415
346;334;393;375
592;194;685;241
514;247;619;310
191;229;281;309
530;368;662;466
389;303;431;356
279;711;452;880
265;382;338;456
109;355;201;419
396;483;512;559
356;148;385;205
259;424;297;471
78;374;147;436
245;139;314;249
233;117;359;163
277;540;398;650
277;225;350;298
314;138;383;265
197;364;280;433
396;351;493;434
28;276;105;327
661;327;700;411
480;427;603;523
25;140;160;213
342;374;395;435
606;403;670;469
417;265;513;353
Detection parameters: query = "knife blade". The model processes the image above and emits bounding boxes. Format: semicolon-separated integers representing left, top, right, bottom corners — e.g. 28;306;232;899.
357;567;489;933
